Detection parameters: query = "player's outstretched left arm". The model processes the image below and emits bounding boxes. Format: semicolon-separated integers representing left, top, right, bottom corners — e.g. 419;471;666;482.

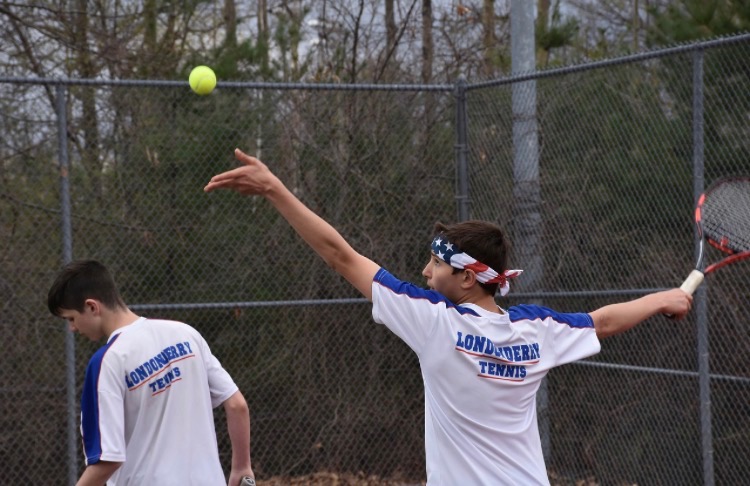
590;288;693;339
204;149;380;300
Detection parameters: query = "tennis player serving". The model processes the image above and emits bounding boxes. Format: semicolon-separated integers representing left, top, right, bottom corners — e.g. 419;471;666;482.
205;148;692;485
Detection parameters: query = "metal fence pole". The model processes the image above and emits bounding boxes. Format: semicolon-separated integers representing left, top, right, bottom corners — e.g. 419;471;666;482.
692;49;714;486
455;77;470;221
511;0;547;461
55;84;77;486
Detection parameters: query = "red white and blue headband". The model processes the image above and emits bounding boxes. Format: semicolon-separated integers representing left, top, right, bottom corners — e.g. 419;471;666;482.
431;235;523;296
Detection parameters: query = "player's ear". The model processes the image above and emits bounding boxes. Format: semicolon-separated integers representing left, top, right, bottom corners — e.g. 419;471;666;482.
461;269;477;289
84;298;101;315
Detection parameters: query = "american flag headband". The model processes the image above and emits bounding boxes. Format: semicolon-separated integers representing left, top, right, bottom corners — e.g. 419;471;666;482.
431;235;523;296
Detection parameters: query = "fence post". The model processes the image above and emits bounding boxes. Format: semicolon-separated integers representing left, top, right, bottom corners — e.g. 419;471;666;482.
454;77;470;222
511;0;547;462
55;84;77;486
692;49;714;486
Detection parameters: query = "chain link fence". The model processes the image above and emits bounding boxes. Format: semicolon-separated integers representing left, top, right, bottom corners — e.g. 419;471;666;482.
1;34;749;485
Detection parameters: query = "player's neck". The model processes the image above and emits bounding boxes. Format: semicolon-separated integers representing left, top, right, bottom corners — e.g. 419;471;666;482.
103;307;141;338
474;295;503;314
457;292;502;314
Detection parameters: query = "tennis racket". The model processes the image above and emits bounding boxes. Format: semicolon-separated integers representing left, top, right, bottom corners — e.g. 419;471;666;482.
240;477;256;486
679;175;750;294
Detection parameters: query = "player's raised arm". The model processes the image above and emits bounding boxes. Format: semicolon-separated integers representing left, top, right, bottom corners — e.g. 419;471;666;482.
589;288;692;339
205;149;380;300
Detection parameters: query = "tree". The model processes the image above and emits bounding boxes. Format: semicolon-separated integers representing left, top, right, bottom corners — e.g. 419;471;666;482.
536;0;579;67
422;0;434;83
482;0;497;77
648;0;750;43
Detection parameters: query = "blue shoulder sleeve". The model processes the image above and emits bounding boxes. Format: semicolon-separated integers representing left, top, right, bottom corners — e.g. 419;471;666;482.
80;334;121;465
508;304;594;329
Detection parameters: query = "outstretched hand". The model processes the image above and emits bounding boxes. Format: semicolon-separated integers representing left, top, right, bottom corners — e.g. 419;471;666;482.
662;288;694;320
592;287;694;338
204;148;277;196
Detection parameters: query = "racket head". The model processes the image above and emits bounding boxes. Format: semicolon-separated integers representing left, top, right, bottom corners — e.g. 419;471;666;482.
698;176;750;254
697;176;750;274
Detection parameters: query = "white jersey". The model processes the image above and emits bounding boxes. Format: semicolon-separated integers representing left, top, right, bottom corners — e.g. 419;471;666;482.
80;317;238;485
371;269;601;486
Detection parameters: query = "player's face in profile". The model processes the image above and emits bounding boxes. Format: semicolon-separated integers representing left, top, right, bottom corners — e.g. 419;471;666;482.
422;252;462;298
58;305;104;341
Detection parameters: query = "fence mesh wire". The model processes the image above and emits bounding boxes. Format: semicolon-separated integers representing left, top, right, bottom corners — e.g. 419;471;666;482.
1;37;749;485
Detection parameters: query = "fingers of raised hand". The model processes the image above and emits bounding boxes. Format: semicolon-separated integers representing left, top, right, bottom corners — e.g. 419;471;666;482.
234;148;262;166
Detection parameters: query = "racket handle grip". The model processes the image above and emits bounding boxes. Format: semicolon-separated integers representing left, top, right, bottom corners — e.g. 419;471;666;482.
240;477;256;486
679;269;705;295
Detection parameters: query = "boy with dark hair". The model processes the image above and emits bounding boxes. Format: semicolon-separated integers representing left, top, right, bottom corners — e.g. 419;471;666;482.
204;149;692;485
48;260;255;486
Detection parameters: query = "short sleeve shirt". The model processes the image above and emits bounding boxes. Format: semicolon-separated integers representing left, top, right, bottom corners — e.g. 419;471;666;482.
371;268;600;485
80;317;238;485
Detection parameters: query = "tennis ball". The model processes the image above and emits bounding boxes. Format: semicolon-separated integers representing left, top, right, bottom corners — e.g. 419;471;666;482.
189;65;217;95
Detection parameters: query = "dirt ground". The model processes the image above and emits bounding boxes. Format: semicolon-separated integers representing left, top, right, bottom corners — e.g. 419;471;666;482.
256;472;425;485
255;471;613;485
257;473;624;486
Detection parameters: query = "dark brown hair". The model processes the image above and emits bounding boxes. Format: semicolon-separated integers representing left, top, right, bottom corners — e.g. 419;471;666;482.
433;220;512;295
47;260;126;316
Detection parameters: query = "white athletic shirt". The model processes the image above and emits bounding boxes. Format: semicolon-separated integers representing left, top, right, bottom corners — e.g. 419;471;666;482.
80;317;238;485
371;269;601;486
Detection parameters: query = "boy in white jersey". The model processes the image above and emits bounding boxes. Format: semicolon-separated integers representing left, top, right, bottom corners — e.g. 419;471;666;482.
48;260;255;486
204;148;693;485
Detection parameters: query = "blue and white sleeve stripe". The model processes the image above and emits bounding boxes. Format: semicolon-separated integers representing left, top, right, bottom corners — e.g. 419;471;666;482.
80;334;120;465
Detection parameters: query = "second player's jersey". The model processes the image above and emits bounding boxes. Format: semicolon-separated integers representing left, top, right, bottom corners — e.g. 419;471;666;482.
80;317;238;485
371;268;601;486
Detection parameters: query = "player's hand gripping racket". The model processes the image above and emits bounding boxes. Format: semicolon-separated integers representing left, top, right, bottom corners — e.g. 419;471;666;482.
679;176;750;295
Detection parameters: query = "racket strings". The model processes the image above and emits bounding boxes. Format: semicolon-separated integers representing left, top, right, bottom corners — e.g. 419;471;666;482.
701;180;750;253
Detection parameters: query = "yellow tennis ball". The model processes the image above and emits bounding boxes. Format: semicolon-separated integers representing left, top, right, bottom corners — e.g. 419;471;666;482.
189;65;217;95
